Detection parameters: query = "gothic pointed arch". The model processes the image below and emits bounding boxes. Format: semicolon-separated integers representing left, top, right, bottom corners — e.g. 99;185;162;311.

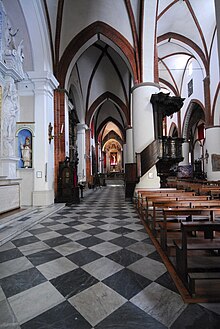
182;100;205;140
56;21;139;88
168;122;178;137
97;116;125;142
86;92;129;127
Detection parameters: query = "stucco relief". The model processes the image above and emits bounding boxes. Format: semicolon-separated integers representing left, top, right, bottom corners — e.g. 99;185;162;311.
2;80;18;156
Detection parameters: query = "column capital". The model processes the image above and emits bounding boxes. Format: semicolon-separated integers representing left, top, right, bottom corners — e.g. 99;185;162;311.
77;123;88;131
206;125;220;130
28;71;59;90
131;82;160;92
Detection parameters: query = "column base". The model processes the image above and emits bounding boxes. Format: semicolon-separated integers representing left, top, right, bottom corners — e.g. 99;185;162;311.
136;166;160;189
33;190;54;206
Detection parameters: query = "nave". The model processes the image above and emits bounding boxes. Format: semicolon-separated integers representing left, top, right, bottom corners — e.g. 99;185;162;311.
0;186;220;329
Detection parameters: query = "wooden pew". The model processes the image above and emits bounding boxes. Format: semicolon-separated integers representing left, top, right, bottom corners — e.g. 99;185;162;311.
133;188;177;210
198;186;220;198
151;196;211;233
139;191;195;218
173;221;220;296
160;207;220;252
142;192;201;224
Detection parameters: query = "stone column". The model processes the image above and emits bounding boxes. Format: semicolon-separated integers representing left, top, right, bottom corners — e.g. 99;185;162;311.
177;141;192;178
125;126;134;163
179;142;190;165
77;123;87;182
85;128;91;183
29;72;58;206
131;1;161;188
205;126;220;180
215;0;220;77
123;142;127;169
132;83;161;188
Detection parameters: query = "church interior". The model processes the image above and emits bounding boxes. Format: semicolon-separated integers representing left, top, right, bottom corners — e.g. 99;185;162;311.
1;0;220;328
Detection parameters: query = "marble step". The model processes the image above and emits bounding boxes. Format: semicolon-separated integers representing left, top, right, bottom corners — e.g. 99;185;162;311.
0;203;65;246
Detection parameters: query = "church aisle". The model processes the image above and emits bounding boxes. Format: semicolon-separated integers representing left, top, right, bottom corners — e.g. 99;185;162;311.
0;186;220;328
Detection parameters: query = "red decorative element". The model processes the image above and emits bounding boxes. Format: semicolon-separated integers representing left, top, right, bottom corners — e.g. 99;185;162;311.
198;123;204;140
103;153;106;168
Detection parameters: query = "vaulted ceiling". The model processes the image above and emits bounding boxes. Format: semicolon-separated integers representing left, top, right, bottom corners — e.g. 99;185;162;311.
3;0;218;143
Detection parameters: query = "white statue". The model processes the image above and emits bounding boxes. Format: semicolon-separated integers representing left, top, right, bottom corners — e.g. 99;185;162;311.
20;137;32;168
5;20;18;55
3;81;18;137
2;80;18;156
3;18;25;77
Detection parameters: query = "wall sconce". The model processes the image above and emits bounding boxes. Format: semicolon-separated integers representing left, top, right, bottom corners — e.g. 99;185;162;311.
48;122;64;144
48;122;54;144
205;149;209;164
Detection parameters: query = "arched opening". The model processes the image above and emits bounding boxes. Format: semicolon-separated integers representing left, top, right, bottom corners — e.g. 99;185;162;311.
183;101;206;179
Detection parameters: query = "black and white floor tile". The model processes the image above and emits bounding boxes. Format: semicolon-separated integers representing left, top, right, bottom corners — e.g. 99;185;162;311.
1;186;220;328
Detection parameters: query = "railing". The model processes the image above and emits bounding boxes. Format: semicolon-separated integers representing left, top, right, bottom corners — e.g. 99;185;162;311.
136;137;184;178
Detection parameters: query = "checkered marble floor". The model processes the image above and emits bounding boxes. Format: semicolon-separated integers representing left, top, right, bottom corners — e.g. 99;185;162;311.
1;186;220;328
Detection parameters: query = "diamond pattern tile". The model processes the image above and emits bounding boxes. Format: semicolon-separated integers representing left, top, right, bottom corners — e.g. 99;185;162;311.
0;185;219;328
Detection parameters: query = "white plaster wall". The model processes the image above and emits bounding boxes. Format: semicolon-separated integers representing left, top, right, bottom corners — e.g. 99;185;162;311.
210;36;220;95
76;46;102;110
181;59;205;122
60;0;133;58
210;36;220;123
17;168;34;206
96;101;125;127
20;0;53;71
19;96;34;122
89;56;126;108
191;0;216;52
142;0;158;81
166;58;205;136
130;0;140;32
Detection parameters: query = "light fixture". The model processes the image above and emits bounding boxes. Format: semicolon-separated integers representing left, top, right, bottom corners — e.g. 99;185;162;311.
205;149;209;164
48;122;54;144
48;122;64;144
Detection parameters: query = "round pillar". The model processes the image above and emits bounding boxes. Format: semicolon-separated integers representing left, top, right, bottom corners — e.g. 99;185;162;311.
125;126;134;163
77;123;87;182
205;126;220;180
177;141;192;178
132;83;160;188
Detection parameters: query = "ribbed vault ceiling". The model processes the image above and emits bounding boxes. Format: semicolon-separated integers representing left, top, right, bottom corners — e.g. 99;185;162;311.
3;0;217;141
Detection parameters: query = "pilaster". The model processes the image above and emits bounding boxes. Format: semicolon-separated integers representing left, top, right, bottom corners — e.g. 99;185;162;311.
28;71;59;205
